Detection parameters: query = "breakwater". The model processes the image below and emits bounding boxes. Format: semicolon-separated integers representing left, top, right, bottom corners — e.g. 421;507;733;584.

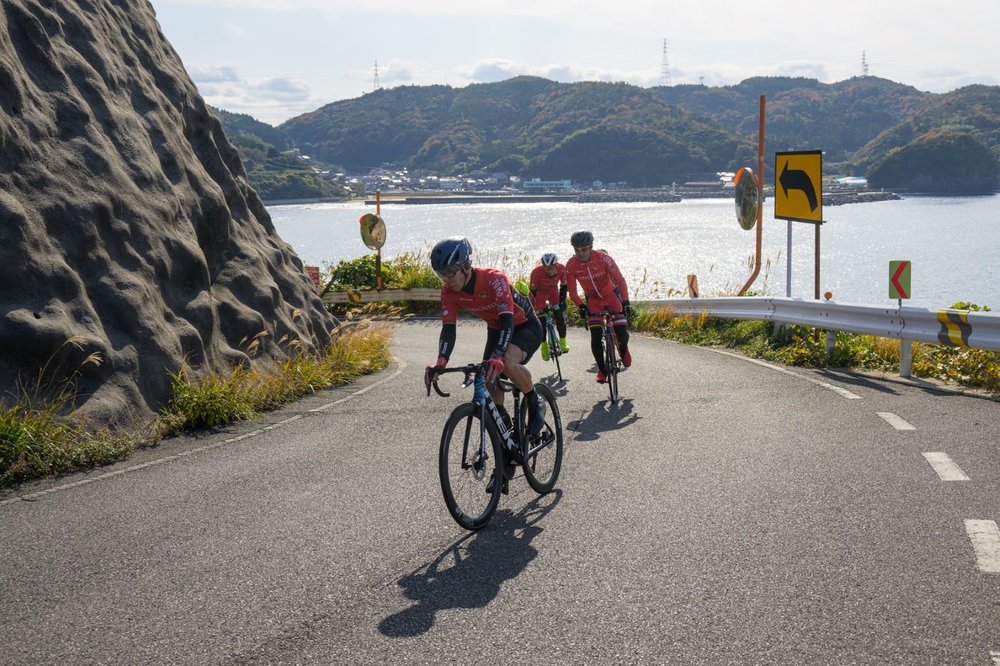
824;190;902;206
292;188;897;208
364;190;683;205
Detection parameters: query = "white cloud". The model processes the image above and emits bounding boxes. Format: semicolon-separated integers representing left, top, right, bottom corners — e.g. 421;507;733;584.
188;66;314;123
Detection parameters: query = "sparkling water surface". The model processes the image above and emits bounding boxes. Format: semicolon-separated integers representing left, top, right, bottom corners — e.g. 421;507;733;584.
268;194;1000;310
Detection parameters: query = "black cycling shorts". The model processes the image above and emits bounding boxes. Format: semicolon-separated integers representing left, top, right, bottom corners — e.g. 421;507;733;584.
483;318;543;363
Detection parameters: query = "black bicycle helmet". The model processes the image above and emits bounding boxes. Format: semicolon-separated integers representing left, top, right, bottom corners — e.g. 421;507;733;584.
570;230;593;248
430;237;472;274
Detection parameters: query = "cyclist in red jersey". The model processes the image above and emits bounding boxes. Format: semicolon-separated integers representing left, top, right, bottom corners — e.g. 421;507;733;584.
527;252;570;361
423;238;547;435
565;230;633;383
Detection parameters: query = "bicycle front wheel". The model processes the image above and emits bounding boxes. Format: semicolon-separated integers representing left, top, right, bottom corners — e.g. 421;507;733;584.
519;383;563;493
605;328;619;404
439;402;504;530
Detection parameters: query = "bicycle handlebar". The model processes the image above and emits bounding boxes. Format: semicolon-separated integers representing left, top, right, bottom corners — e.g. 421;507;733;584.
428;362;513;398
536;303;564;316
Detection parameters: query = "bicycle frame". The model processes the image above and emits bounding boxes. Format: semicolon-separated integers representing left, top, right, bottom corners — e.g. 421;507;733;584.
433;364;527;466
601;307;622;402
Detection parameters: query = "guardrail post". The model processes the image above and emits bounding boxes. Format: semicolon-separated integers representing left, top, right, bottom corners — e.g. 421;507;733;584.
899;339;913;378
825;330;836;356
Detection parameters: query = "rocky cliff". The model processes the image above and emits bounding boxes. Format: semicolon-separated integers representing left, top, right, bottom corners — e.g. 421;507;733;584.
0;0;335;427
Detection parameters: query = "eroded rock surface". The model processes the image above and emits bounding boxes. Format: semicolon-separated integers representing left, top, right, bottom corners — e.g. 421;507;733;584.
0;0;334;426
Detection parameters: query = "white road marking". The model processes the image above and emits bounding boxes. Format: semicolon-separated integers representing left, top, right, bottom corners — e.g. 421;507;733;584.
0;359;407;507
706;349;861;399
876;412;915;430
965;520;1000;574
922;452;970;481
991;650;1000;665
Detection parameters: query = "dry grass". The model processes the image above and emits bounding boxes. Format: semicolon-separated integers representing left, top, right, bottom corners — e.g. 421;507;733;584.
1;322;395;487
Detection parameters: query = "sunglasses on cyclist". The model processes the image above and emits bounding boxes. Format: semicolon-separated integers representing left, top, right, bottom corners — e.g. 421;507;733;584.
436;266;463;280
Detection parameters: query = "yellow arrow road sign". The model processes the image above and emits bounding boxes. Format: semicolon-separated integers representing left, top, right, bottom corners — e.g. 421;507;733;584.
774;150;823;222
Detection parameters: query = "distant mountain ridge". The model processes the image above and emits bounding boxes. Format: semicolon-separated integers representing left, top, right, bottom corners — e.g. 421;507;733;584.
214;75;1000;194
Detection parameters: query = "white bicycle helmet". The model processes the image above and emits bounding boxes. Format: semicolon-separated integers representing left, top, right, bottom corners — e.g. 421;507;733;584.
541;252;558;266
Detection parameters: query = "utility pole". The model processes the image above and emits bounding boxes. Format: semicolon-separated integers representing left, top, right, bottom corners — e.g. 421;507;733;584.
373;60;381;92
861;50;869;77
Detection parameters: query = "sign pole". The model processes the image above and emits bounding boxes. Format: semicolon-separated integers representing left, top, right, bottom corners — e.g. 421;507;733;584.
785;221;792;297
375;190;383;290
814;220;820;300
737;95;765;296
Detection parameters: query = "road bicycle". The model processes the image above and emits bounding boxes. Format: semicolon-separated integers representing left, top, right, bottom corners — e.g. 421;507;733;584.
430;362;563;530
600;306;624;404
536;302;565;381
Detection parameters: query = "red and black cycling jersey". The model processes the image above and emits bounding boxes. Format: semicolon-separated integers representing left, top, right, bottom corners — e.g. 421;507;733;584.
528;263;568;311
438;267;534;361
566;249;630;306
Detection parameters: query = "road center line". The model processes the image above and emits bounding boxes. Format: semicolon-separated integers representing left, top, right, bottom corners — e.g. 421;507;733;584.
706;348;862;399
922;452;970;481
0;359;407;507
876;412;916;430
965;520;1000;574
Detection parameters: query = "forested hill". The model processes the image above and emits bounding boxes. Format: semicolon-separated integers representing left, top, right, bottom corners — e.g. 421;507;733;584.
214;75;1000;194
279;77;756;187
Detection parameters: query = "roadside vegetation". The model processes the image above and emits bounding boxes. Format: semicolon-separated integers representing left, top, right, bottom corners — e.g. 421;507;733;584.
629;302;1000;395
0;317;394;488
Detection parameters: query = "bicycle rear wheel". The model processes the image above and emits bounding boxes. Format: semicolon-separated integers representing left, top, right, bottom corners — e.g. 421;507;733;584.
439;403;504;530
518;383;563;493
605;327;619;403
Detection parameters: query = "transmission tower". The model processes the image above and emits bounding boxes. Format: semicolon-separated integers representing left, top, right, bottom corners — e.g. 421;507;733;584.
861;50;869;77
373;60;381;92
661;39;672;86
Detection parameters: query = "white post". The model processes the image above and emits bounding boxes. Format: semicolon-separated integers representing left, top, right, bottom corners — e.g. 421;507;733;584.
899;339;913;378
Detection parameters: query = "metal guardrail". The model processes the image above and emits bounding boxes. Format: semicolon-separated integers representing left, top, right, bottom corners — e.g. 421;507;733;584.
321;287;440;304
319;289;1000;375
649;297;1000;352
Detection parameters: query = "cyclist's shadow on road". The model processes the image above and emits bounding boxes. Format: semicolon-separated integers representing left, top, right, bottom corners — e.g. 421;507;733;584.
567;398;639;441
539;374;568;397
378;491;562;638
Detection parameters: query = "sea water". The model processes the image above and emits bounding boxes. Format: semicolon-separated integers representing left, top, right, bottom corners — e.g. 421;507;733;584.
268;194;1000;310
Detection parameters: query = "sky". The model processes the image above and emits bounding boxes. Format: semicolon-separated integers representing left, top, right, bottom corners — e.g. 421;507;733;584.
149;0;1000;126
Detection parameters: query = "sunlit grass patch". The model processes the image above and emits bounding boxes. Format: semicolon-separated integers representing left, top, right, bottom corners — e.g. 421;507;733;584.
160;320;395;434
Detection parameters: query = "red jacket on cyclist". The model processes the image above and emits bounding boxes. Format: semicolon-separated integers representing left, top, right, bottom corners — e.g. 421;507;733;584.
528;253;570;361
424;237;547;435
565;231;633;383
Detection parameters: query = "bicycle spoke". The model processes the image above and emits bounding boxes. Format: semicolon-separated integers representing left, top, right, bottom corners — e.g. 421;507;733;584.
439;403;502;530
519;383;563;493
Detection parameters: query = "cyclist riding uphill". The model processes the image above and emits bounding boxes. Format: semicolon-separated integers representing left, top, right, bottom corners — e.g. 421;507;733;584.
424;238;547;435
528;253;570;360
565;231;633;383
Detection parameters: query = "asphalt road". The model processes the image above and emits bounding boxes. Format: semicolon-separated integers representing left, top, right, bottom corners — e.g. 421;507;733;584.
3;319;1000;665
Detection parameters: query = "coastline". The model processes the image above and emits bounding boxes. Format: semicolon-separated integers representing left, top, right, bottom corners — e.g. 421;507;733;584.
262;188;901;207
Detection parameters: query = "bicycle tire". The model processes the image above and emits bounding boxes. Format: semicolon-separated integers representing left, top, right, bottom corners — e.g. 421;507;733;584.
518;383;563;493
438;402;504;530
548;322;563;382
605;325;619;403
